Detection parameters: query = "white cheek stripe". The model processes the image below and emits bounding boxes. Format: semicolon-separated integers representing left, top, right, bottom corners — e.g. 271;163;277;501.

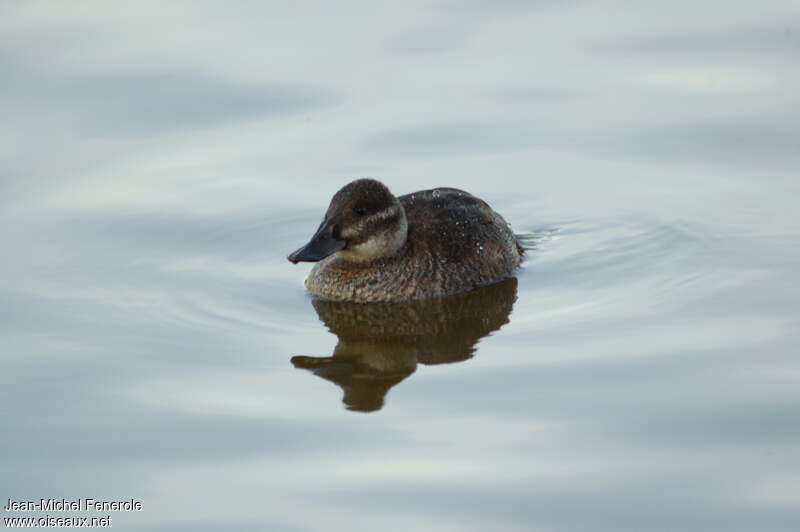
372;204;401;221
338;211;408;263
340;204;401;239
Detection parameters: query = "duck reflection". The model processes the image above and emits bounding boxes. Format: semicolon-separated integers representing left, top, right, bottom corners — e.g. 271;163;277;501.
291;277;518;412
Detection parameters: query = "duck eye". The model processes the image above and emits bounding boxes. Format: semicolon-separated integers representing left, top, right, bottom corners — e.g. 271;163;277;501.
353;206;369;217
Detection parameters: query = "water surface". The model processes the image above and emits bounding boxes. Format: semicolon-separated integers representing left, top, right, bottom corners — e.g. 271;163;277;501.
2;2;799;531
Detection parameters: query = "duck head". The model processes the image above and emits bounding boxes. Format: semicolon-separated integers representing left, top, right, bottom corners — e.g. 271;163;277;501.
288;179;408;264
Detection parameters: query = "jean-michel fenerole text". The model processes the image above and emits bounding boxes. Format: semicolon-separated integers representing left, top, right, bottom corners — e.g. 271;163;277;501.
4;498;143;512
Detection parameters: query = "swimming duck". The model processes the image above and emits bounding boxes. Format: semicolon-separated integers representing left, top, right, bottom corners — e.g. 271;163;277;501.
288;179;522;302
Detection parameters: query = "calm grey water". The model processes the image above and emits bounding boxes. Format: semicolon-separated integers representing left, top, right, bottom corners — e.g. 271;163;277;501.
2;2;800;531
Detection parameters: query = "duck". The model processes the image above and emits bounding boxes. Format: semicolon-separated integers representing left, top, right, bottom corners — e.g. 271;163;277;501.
287;178;523;302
